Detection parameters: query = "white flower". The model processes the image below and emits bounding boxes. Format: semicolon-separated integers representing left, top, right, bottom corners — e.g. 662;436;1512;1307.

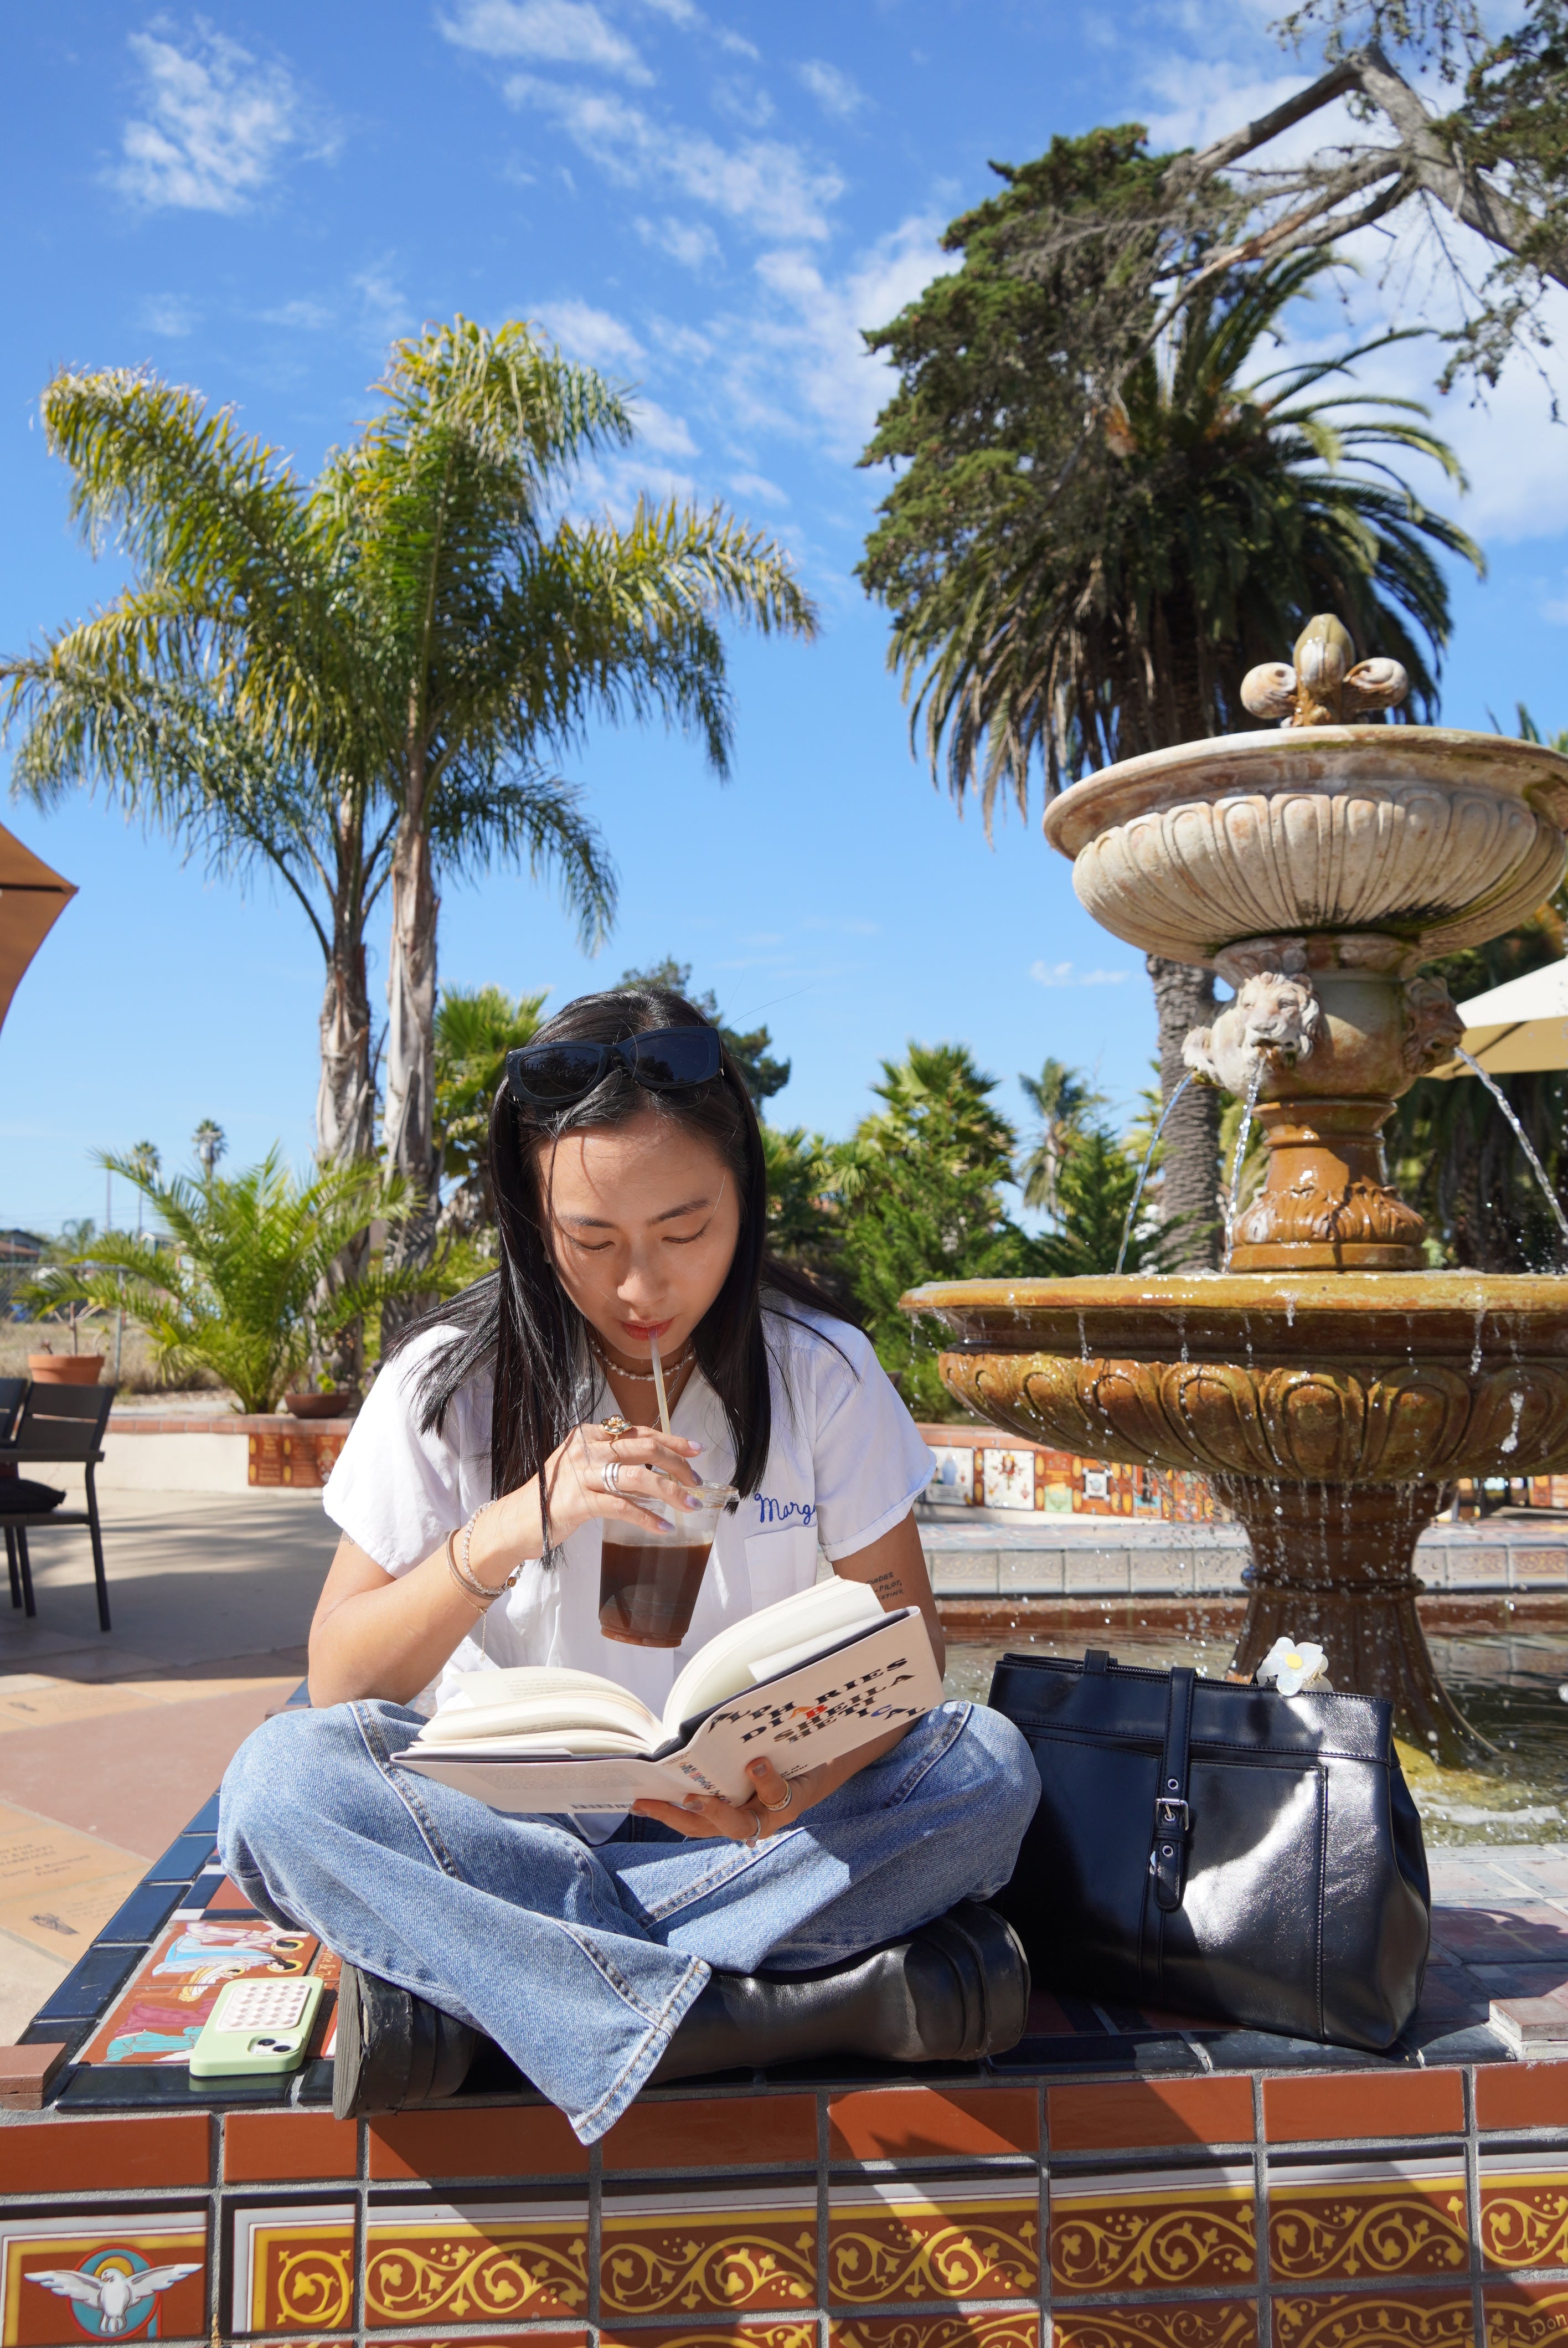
1256;1635;1329;1697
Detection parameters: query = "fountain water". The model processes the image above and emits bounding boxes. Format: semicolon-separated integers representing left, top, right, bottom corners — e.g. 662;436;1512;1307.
901;615;1568;1763
1454;1048;1568;1261
1114;1069;1194;1275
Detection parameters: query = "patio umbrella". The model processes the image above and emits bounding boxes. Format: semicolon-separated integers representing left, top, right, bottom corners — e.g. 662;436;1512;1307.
0;818;76;1038
1435;956;1568;1078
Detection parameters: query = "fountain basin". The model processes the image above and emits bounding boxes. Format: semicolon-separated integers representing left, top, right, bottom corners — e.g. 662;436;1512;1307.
1043;728;1568;967
903;1274;1568;1757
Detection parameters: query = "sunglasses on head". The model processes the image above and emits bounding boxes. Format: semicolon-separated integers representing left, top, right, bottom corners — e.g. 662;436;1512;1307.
506;1025;725;1108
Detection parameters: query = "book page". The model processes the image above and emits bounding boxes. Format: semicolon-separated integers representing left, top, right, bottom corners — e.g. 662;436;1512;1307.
397;1609;943;1813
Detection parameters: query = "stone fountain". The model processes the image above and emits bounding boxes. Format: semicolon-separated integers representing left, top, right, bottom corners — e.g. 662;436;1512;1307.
903;617;1568;1762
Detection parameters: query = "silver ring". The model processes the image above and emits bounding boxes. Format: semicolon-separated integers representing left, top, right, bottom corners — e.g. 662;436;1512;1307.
742;1810;762;1842
602;1458;622;1497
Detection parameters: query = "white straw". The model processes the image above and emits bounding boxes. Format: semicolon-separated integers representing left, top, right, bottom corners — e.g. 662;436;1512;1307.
648;1333;673;1438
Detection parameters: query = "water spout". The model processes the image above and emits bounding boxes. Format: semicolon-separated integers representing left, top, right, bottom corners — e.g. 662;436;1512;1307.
1456;1048;1568;1262
1221;1059;1266;1274
1115;1070;1196;1275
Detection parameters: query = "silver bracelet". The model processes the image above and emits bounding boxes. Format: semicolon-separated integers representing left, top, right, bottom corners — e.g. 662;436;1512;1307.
446;1505;522;1606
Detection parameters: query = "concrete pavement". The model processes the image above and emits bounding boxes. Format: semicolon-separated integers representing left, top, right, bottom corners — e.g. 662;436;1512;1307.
0;1487;337;2040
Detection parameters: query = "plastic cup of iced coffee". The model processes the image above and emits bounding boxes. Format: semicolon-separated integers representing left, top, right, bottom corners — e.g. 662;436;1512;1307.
599;1481;737;1647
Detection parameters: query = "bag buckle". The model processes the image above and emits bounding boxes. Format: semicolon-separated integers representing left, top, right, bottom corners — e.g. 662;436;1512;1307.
1154;1796;1189;1835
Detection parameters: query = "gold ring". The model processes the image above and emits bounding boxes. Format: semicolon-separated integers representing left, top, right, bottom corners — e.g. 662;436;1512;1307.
601;1414;635;1443
762;1781;795;1815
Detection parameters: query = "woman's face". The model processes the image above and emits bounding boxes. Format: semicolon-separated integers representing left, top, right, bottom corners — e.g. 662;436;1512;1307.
537;1109;742;1362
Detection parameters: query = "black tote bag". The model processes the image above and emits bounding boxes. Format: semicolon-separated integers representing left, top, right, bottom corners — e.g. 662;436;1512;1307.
988;1647;1431;2052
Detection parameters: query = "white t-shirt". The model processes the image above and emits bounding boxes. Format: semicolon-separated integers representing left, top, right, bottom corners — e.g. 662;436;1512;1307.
322;1302;935;1732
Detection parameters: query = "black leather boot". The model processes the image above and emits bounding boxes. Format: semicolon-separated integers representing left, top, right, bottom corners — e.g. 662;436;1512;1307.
331;1964;478;2121
649;1901;1030;2086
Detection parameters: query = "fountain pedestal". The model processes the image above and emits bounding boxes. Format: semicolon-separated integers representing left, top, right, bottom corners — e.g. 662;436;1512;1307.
901;624;1568;1764
1216;1477;1466;1748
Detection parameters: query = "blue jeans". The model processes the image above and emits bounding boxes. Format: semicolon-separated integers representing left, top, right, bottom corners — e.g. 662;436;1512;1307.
219;1698;1038;2144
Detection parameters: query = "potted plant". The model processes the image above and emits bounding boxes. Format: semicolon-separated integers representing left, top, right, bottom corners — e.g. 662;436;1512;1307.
28;1293;105;1384
285;1369;352;1420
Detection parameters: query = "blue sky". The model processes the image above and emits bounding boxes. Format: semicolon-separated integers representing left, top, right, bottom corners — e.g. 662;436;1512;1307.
4;0;1568;1231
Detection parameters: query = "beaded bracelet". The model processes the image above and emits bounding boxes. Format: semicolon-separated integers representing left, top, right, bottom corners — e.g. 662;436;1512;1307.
445;1501;523;1608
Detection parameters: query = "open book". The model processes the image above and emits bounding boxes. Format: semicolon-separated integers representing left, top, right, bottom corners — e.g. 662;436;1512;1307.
395;1577;944;1814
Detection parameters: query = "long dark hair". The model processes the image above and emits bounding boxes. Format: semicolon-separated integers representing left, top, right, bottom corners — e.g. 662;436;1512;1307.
398;985;852;1513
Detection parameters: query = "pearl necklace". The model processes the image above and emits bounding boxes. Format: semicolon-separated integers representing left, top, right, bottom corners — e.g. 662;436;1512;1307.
587;1334;697;1385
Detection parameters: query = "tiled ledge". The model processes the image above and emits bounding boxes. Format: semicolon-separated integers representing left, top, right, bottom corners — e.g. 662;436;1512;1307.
4;1763;1568;2348
920;1516;1568;1599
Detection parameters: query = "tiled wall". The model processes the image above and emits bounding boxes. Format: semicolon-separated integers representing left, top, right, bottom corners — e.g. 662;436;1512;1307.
3;2064;1567;2345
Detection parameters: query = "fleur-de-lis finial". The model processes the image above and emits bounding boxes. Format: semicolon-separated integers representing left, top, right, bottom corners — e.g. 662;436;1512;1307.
1241;614;1409;729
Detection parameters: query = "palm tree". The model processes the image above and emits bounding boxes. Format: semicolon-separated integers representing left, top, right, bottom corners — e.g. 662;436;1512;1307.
28;1149;429;1414
433;982;550;1233
2;322;816;1221
2;376;393;1168
862;224;1481;1265
333;318;817;1286
1017;1058;1103;1216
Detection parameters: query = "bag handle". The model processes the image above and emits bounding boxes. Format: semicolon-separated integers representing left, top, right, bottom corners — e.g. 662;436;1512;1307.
1152;1666;1196;1913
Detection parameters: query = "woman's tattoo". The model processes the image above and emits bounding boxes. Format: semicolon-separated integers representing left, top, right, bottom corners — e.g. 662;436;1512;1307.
869;1569;904;1601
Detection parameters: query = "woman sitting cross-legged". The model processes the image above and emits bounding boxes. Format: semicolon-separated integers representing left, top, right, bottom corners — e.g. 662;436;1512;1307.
218;985;1039;2146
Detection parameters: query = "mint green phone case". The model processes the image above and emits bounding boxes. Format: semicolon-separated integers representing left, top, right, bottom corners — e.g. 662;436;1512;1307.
189;1974;324;2078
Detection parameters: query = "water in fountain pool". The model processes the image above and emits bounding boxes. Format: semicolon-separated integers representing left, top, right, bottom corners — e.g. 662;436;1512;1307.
943;1624;1568;1846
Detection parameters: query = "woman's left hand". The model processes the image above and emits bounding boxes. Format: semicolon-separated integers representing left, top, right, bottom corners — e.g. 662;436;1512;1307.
631;1755;821;1842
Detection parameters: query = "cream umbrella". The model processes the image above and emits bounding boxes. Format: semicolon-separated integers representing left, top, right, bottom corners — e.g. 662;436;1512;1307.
1433;956;1568;1079
0;819;76;1038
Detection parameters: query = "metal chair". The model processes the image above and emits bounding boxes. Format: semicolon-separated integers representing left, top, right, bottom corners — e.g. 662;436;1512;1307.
0;1376;30;1613
0;1383;116;1631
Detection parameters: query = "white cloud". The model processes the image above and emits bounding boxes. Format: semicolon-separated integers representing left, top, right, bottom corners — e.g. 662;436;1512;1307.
629;396;698;454
729;469;787;505
259;296;334;329
506;78;844;241
634;214;720;270
354;263;415;342
734;213;953;457
536;296;645;367
797;59;865;120
1030;961;1133;988
439;0;651;80
140;292;198;336
113;24;329;213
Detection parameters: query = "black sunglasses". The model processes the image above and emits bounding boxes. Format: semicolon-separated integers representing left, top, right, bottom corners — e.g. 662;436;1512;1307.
506;1026;724;1108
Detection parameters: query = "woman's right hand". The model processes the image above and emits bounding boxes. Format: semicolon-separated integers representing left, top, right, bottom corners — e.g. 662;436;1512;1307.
486;1420;705;1562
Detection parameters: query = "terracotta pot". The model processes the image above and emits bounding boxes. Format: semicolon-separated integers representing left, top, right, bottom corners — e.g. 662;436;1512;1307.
283;1389;350;1418
27;1353;106;1386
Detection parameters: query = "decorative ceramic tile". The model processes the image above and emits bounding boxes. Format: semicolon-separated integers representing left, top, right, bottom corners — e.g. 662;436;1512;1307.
223;2112;358;2184
0;2210;205;2346
1487;2282;1568;2342
1263;2071;1464;2144
1478;2063;1568;2135
1049;2162;1256;2295
78;1916;322;2067
601;2183;817;2317
1268;2158;1469;2283
230;2201;354;2336
368;2105;587;2182
603;2325;815;2348
1272;2292;1475;2348
1047;2078;1252;2155
1481;2153;1568;2270
981;1450;1035;1513
924;1448;975;1508
828;2173;1038;2305
831;2315;1039;2348
231;2196;591;2334
1050;2309;1256;2348
603;2094;816;2172
0;2115;211;2197
830;2087;1038;2164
